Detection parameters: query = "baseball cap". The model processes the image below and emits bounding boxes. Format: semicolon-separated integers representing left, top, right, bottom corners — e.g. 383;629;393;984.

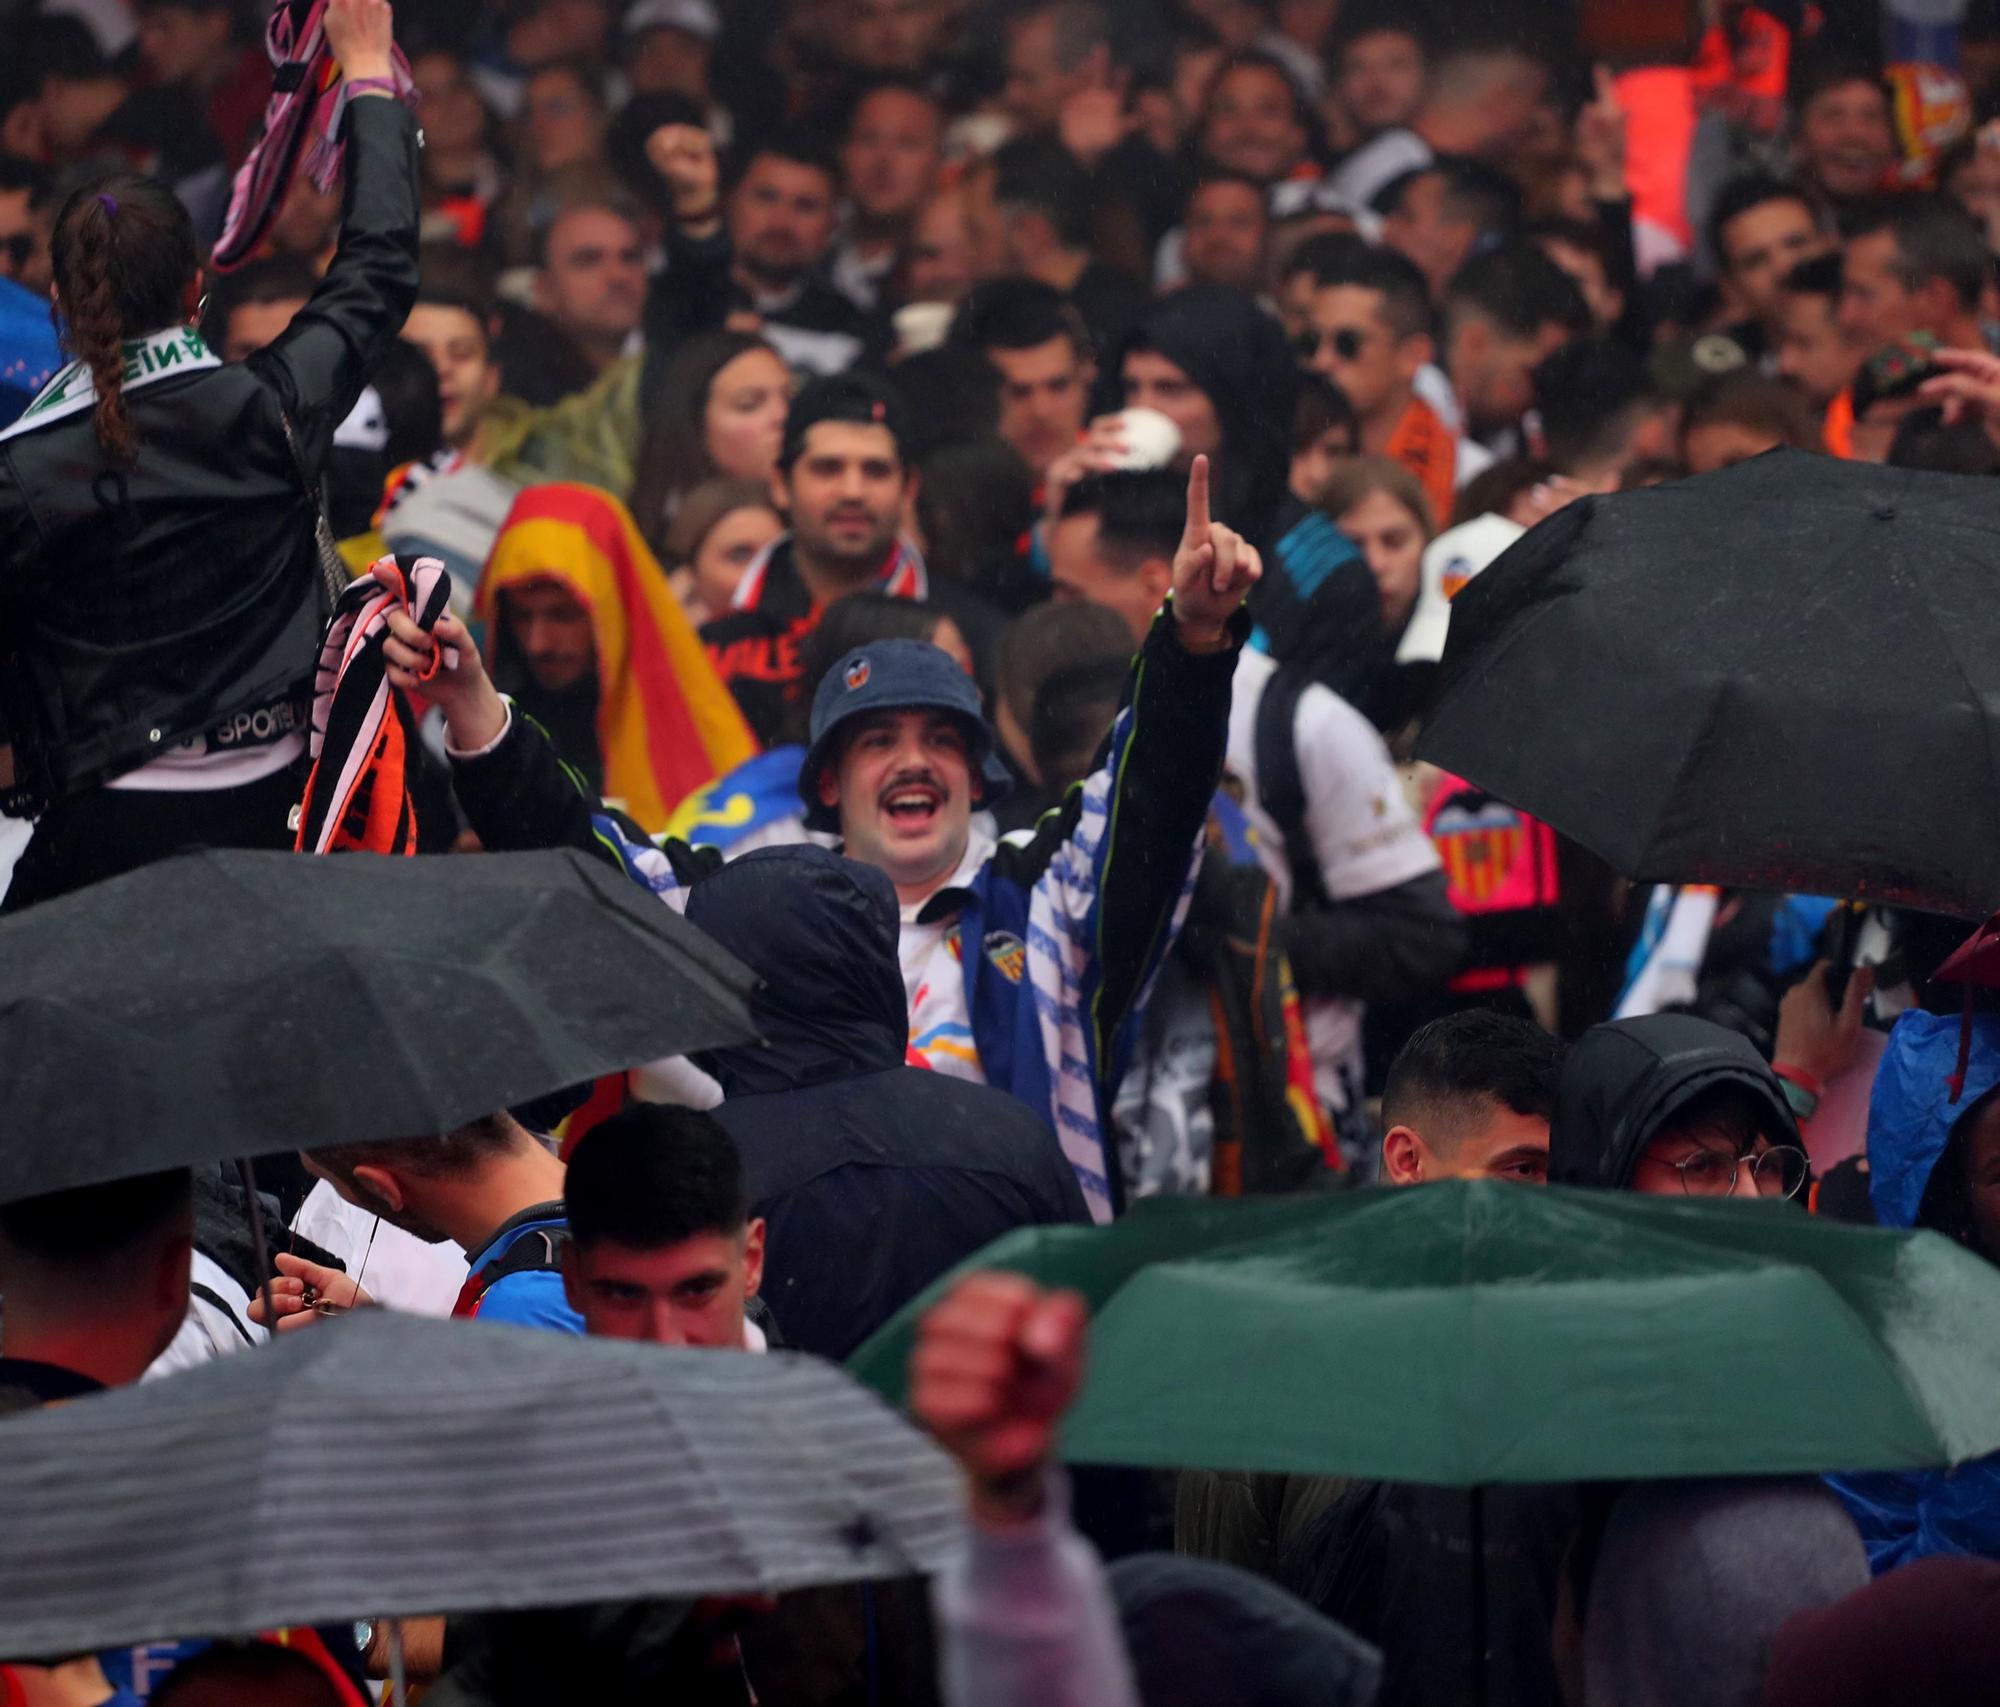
623;0;720;42
798;639;1008;833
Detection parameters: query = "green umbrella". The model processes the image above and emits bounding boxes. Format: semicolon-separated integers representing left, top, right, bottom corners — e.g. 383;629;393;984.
850;1180;2000;1485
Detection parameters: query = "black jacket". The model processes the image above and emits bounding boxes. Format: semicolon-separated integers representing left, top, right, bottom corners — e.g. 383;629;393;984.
0;97;420;807
683;844;1088;1361
647;226;885;379
1547;1013;1800;1190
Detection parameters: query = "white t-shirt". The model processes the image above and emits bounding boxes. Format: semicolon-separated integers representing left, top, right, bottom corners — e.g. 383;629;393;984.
900;835;993;1082
1224;650;1440;1113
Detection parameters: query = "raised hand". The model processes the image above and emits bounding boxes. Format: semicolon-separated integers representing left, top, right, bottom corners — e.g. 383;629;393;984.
910;1272;1088;1526
375;562;507;752
324;0;396;84
1169;454;1259;648
646;122;722;235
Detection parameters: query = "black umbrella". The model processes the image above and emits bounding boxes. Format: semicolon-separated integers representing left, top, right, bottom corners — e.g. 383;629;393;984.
1416;450;2000;920
0;848;758;1203
0;1311;964;1659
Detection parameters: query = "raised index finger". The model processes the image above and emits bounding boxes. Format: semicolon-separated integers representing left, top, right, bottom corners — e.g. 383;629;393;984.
1184;453;1211;543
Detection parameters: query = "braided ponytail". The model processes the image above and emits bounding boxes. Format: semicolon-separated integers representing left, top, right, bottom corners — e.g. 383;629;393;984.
49;174;200;467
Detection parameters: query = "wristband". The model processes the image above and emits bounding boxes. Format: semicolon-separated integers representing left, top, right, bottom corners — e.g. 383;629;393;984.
345;76;400;98
1774;1062;1823;1123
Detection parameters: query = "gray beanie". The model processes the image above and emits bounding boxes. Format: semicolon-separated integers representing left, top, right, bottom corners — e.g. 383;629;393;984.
1583;1478;1870;1707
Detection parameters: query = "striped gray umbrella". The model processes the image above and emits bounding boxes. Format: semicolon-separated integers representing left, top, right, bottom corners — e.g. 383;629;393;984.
0;1312;965;1659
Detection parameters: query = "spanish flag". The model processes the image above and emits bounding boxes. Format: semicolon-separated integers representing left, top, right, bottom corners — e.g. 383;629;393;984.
476;484;757;833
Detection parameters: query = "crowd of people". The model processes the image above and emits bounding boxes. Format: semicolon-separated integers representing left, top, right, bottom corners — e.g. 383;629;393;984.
6;0;2000;1700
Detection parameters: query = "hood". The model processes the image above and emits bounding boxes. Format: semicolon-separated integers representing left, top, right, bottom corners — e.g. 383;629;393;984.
683;844;906;1097
1548;1014;1799;1190
1865;1008;2000;1230
1108;1554;1382;1707
1106;285;1297;544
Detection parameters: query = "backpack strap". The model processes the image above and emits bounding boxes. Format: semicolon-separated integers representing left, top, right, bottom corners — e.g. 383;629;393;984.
453;1213;570;1318
1252;664;1330;912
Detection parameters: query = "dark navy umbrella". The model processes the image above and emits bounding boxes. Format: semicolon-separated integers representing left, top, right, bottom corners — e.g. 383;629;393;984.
1418;450;2000;920
0;847;758;1202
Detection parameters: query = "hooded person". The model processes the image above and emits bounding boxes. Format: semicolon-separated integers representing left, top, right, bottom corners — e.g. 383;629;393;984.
1547;1013;1808;1199
1580;1478;1869;1707
683;843;1088;1360
474;482;755;831
1826;1009;2000;1571
1101;285;1299;556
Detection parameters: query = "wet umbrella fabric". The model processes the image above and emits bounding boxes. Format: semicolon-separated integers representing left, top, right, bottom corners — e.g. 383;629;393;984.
850;1181;2000;1485
1416;450;2000;920
0;1311;964;1658
0;847;758;1202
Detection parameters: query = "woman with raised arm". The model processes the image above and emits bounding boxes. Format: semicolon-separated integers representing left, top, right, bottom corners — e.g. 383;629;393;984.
0;0;418;912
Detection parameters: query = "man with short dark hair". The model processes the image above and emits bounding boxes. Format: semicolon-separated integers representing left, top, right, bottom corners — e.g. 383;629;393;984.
1001;0;1112;134
646;124;880;375
1706;174;1830;357
402;286;502;454
206;256;320;365
966;135;1143;357
563;1104;767;1349
699;372;932;742
1198;51;1313;187
1839;193;1990;358
1775;252;1863;413
831;77;945;313
1295;246;1457;521
1441;240;1590;449
1790;56;1895;218
1337;19;1428;140
535;200;647;374
1379;1010;1564;1185
0;1170;194;1410
1378;156;1522;300
950;278;1095;485
1182;169;1271;294
269;1115;582;1332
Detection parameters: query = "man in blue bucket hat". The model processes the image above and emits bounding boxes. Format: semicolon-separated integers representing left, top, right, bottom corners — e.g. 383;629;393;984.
417;454;1260;1224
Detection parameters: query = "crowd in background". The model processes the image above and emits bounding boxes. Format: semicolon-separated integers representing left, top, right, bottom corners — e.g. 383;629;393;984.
7;0;2000;1703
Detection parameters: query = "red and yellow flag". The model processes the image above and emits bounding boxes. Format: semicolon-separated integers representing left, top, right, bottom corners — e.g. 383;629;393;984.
477;484;757;833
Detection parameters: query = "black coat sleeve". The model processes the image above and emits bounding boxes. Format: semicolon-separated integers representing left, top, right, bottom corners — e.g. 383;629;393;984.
1279;868;1468;1005
998;605;1246;1067
644;227;736;352
450;705;617;861
249;96;421;469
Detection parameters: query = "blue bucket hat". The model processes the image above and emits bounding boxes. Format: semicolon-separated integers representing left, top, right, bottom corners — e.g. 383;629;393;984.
798;639;1009;833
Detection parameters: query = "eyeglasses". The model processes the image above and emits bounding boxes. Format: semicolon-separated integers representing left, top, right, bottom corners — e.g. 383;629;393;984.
1660;1143;1810;1201
1294;326;1369;363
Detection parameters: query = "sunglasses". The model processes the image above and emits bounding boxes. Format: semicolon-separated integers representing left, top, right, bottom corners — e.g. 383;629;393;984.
1294;326;1369;363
